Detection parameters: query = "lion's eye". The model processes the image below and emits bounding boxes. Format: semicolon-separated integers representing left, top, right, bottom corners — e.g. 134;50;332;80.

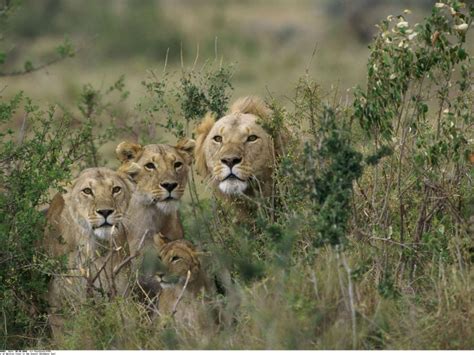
213;135;222;143
247;135;258;142
170;256;181;263
174;161;183;169
82;188;93;195
112;186;122;194
145;162;156;170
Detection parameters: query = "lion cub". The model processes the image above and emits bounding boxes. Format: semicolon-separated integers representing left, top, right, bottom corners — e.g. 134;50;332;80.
152;234;215;325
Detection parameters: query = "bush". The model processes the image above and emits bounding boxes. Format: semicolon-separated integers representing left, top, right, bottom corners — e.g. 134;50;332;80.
0;94;93;348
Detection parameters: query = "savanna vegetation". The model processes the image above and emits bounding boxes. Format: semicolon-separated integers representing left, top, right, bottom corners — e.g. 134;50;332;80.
0;0;473;350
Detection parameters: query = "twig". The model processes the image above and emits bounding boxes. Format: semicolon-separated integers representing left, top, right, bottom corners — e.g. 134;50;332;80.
135;276;161;317
340;250;357;350
0;57;64;77
89;250;114;286
113;230;148;277
17;113;28;145
171;270;191;317
192;43;199;71
163;48;169;74
369;236;416;250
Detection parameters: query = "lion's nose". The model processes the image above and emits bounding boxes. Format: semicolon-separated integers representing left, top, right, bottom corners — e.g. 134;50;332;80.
160;182;178;192
97;209;114;218
221;156;242;168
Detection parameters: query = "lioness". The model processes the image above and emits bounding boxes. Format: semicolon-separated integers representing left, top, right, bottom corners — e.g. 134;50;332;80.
195;96;286;201
44;167;135;337
153;234;214;326
115;139;195;254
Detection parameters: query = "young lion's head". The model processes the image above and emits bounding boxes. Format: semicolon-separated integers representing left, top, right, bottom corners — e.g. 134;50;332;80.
195;96;280;197
115;139;195;214
64;167;134;240
152;234;203;288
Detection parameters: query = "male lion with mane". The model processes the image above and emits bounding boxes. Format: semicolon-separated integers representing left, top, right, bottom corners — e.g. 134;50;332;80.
44;167;135;338
195;96;287;203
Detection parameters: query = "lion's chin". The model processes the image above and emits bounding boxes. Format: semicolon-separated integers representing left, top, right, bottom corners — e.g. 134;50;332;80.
156;200;179;214
219;179;248;195
93;225;115;240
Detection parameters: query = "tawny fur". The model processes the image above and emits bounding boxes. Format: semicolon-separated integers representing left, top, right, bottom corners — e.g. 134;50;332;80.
43;168;135;339
194;96;288;204
115;139;195;254
115;139;195;301
153;234;215;327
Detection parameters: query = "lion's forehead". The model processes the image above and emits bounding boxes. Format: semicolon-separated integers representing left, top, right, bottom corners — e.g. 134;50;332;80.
74;173;125;192
137;145;181;165
162;242;197;260
212;113;268;139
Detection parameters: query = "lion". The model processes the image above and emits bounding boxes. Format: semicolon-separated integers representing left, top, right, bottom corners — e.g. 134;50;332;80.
152;234;215;327
43;167;135;338
115;139;195;300
195;96;287;202
115;139;195;254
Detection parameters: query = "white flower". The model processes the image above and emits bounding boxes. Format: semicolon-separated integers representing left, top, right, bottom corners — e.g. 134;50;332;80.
397;21;409;29
453;23;468;32
435;3;445;8
408;32;418;41
389;74;397;80
398;40;408;48
404;9;412;15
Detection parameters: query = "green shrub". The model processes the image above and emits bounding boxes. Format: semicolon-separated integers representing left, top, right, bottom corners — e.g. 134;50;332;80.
0;94;93;348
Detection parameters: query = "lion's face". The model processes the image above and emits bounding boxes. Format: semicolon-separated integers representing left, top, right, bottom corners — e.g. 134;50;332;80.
116;140;195;214
64;168;134;240
153;235;202;288
196;111;275;196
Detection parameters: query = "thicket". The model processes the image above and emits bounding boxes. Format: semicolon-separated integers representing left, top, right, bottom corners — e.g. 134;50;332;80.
0;0;473;350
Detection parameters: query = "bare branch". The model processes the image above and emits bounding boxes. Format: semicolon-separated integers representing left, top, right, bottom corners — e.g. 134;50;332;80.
171;270;191;317
113;229;148;277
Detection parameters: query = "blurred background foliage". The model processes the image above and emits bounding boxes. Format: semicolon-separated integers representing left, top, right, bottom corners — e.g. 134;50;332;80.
2;0;461;103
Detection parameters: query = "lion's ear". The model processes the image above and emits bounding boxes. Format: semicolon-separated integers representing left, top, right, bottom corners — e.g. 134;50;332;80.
117;170;137;192
195;112;216;177
118;162;141;182
153;233;171;251
115;141;143;163
59;179;74;194
175;138;195;164
176;138;195;154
